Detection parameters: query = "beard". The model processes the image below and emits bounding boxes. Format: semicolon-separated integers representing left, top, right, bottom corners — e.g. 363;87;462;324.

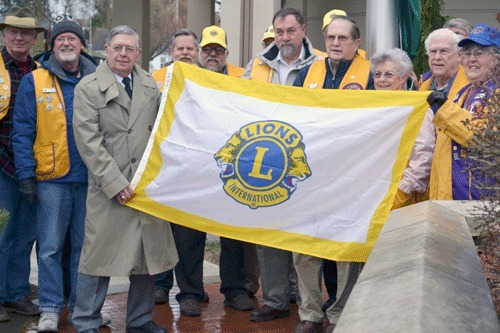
279;43;297;59
203;57;223;72
57;47;78;63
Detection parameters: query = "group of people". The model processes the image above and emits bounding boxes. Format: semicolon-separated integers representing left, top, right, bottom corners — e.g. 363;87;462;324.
0;4;498;333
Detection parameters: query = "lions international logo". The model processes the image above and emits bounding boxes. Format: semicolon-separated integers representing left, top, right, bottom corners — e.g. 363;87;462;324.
215;121;311;209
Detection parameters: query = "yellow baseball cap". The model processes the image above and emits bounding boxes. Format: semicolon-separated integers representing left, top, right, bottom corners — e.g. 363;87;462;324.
322;9;347;30
200;25;227;49
261;25;274;42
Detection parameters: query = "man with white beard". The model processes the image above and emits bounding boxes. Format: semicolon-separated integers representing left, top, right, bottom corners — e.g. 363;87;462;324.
12;16;97;332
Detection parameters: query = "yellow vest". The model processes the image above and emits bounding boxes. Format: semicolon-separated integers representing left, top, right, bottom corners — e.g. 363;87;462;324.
303;55;371;90
32;69;70;181
152;66;168;91
226;63;244;77
0;55;12;121
0;56;40;121
419;65;469;100
250;59;275;83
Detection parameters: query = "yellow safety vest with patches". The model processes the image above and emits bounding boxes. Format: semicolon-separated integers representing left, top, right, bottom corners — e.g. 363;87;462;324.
32;68;70;181
0;55;12;121
303;55;371;89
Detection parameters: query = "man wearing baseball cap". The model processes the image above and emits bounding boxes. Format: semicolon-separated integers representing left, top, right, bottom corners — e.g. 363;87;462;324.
198;25;244;77
427;23;499;201
198;25;256;313
11;15;97;331
0;6;45;322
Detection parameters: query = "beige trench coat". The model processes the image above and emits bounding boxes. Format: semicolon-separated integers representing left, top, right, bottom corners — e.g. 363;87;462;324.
73;61;178;276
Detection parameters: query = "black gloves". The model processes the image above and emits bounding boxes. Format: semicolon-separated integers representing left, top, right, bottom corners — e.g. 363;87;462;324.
18;178;37;204
427;91;447;114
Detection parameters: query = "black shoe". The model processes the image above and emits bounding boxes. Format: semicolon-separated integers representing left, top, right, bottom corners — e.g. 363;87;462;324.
126;320;167;333
0;304;10;322
3;297;40;316
179;299;201;317
249;304;290;322
224;293;254;311
154;289;170;304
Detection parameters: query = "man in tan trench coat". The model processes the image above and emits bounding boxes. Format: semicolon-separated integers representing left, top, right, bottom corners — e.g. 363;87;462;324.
71;25;178;333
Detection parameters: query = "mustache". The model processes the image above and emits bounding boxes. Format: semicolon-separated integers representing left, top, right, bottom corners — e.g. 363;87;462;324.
205;57;221;63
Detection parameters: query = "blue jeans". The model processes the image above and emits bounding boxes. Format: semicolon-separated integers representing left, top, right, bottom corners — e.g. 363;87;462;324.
37;182;87;312
0;171;37;302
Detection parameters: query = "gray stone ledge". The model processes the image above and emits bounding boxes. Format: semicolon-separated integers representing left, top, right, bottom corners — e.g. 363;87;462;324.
335;201;499;333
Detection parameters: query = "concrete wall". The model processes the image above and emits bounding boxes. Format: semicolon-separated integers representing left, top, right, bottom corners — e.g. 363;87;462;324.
186;0;213;43
335;201;499;333
219;1;243;67
301;0;367;52
442;0;499;28
113;0;150;69
220;0;281;67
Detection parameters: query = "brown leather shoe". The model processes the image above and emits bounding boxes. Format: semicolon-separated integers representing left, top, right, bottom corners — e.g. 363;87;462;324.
249;304;290;322
295;320;324;333
325;323;336;333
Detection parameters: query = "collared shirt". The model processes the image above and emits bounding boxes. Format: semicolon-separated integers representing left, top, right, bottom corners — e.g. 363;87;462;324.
114;72;133;90
276;45;306;85
0;48;37;179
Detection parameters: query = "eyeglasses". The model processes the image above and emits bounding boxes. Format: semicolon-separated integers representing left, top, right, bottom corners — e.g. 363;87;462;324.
202;46;225;55
325;34;352;43
460;50;492;60
109;44;138;54
55;36;79;43
427;48;452;57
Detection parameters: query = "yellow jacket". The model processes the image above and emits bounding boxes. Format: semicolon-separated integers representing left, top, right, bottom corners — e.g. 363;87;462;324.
419;67;470;200
429;94;473;200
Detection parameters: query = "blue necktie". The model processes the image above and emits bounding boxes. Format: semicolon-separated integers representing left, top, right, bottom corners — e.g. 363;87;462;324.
122;77;133;99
